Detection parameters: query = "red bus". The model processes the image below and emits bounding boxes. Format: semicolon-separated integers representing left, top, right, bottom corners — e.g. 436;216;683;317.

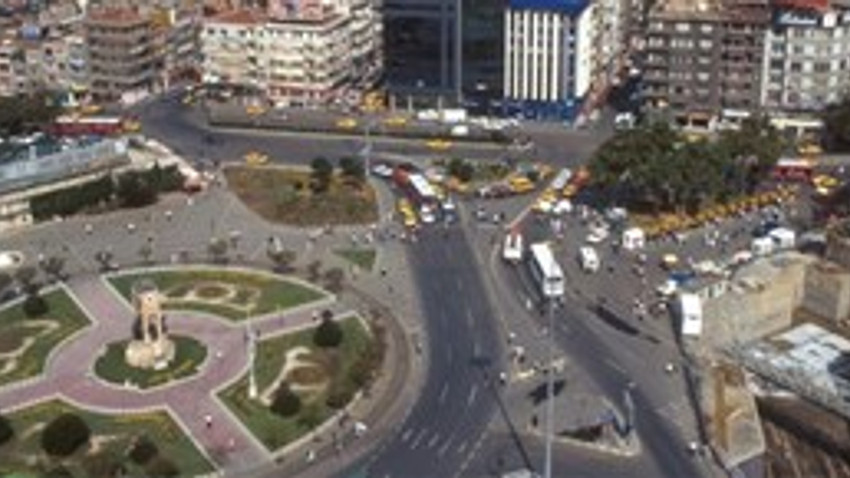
772;158;814;182
49;116;126;136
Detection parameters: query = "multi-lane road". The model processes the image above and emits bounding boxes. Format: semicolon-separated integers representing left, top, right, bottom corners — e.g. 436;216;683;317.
135;94;711;478
345;227;504;478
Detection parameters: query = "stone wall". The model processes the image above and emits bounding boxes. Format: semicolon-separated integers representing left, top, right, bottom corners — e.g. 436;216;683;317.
802;261;850;327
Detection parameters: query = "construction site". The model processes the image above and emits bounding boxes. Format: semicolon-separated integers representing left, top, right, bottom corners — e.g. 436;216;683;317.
686;221;850;477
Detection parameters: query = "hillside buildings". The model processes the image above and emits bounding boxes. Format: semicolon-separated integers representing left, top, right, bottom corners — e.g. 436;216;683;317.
201;0;382;107
643;0;850;128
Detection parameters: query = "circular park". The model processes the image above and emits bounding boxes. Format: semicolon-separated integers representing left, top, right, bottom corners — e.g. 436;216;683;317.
0;264;388;477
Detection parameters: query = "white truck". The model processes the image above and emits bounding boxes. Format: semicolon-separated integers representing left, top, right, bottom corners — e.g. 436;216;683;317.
579;246;600;272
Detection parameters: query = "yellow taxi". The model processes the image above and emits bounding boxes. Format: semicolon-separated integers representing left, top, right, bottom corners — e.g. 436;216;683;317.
384;116;407;127
337;118;358;130
813;174;839;189
245;105;266;116
182;94;195;106
562;184;578;198
426;139;453;151
508;176;535;194
123;119;141;133
80;104;102;115
397;198;414;216
403;211;418;228
798;142;823;157
244;151;269;166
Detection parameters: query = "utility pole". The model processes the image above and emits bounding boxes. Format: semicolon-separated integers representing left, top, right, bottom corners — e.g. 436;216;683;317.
544;297;554;478
455;0;463;106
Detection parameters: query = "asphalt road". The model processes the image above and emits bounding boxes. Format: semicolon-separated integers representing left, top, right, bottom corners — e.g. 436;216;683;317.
342;226;504;478
133;91;607;169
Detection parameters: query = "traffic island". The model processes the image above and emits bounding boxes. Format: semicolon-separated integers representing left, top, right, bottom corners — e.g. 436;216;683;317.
0;287;91;388
0;399;214;477
107;267;328;321
223;165;379;226
94;335;208;390
218;314;382;452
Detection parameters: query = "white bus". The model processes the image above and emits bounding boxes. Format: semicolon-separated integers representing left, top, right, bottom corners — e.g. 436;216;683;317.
528;242;565;299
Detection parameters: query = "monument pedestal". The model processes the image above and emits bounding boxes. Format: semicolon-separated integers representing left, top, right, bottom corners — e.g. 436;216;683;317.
125;338;176;370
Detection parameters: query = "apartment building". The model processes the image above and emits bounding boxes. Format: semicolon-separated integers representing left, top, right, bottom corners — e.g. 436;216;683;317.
502;0;627;122
201;0;382;107
0;22;88;97
85;1;201;102
762;0;850;112
643;0;771;127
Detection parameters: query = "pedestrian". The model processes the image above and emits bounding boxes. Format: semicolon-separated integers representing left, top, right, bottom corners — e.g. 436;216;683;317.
228;437;236;451
204;414;212;428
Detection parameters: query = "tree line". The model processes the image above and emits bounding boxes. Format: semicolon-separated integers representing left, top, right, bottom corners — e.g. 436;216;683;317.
588;117;785;214
30;164;185;221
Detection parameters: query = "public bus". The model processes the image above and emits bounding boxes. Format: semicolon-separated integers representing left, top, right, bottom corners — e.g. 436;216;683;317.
49;115;127;136
772;158;815;182
528;242;565;299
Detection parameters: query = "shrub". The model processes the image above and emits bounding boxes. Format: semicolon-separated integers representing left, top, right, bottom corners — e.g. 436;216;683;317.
0;414;13;446
314;317;343;348
270;383;301;418
22;293;49;318
41;413;90;457
45;466;73;478
325;383;355;410
128;435;159;465
146;456;180;478
323;268;345;293
82;450;124;478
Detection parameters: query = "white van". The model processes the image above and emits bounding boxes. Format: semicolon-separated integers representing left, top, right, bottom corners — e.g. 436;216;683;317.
579;246;600;272
503;231;524;263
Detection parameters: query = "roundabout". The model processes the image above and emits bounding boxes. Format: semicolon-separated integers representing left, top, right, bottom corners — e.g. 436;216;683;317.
0;265;386;476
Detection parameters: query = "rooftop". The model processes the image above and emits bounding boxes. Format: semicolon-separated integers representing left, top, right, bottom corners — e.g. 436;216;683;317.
651;0;770;20
206;8;267;25
85;8;146;25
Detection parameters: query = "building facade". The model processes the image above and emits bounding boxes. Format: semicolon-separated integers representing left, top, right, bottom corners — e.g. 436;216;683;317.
85;2;201;102
643;0;771;127
201;0;382;107
761;0;850;112
502;0;596;122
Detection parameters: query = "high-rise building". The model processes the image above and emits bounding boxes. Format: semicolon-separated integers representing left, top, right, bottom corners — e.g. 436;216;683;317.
201;0;382;107
761;0;850;112
643;0;771;128
502;0;627;122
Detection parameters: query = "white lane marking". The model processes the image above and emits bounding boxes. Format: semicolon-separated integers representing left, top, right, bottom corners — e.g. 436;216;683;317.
400;428;413;443
457;439;468;455
437;435;455;457
438;383;449;404
466;306;474;327
410;428;428;450
473;341;481;357
604;358;627;376
456;276;464;293
447;347;453;365
467;384;479;407
427;432;441;449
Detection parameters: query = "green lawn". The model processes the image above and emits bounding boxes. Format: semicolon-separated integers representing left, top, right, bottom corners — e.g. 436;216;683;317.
94;336;207;389
0;399;213;477
219;316;373;451
0;289;91;387
334;248;377;272
108;268;327;321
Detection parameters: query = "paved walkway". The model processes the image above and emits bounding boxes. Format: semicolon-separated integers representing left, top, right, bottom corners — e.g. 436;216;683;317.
0;274;343;471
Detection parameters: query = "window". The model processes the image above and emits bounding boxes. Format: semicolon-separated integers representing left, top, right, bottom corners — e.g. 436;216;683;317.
790;61;802;72
675;22;691;33
814;62;830;73
700;23;713;34
699;39;712;49
770;59;783;70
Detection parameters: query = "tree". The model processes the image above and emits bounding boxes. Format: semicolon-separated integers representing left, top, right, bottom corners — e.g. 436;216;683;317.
138;243;154;265
22;293;49;318
267;247;297;273
41;413;90;457
207;237;229;264
39;256;66;282
128;436;159;465
145;456;180;478
116;171;157;208
310;157;334;192
0;413;13;446
314;315;343;348
323;267;345;293
13;266;37;294
270;382;301;417
823;96;850;152
94;250;114;272
447;158;474;182
338;156;365;182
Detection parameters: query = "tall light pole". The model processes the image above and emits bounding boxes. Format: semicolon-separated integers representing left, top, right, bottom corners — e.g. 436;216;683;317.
544;297;555;478
248;316;257;400
455;0;463;106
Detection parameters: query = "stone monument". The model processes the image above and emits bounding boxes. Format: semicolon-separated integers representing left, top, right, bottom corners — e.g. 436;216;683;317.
125;280;175;370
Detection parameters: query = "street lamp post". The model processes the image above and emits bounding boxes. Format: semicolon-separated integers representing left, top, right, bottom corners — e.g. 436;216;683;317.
544;297;555;478
248;317;257;399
